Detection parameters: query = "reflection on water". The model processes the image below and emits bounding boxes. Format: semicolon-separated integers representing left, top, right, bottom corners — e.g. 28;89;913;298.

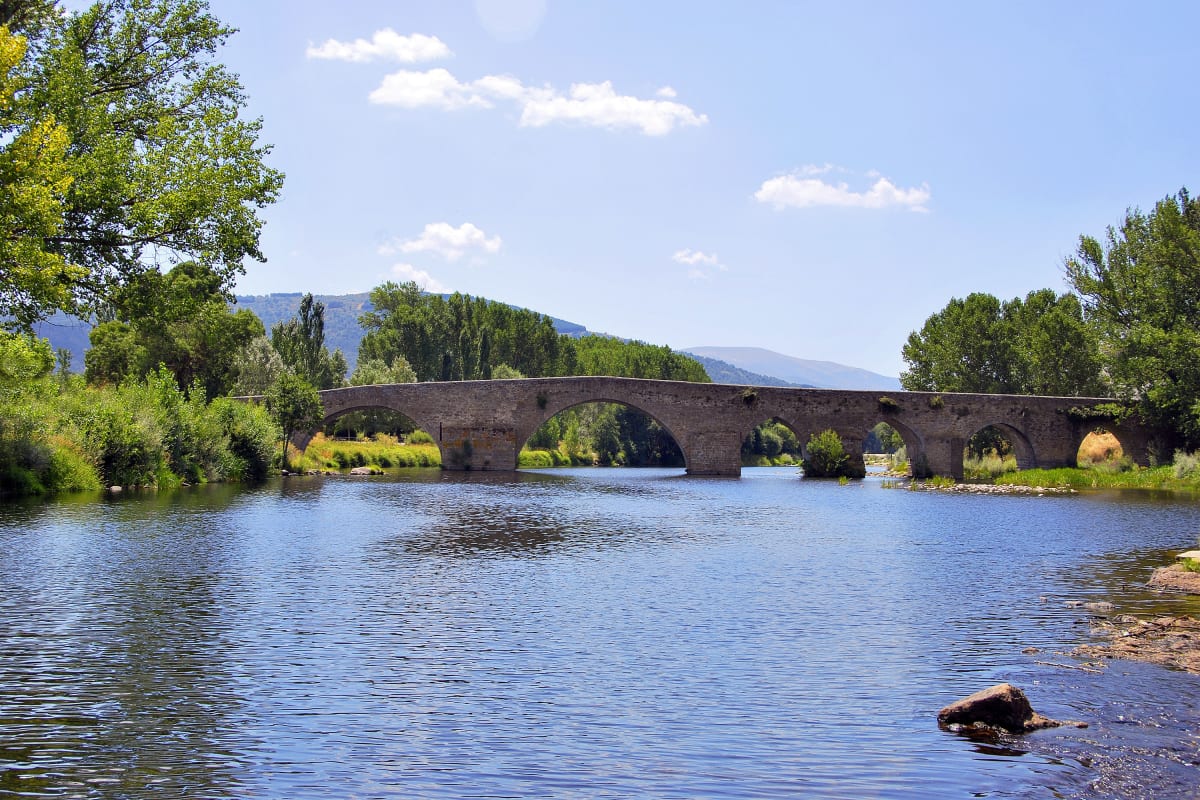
1;469;1199;798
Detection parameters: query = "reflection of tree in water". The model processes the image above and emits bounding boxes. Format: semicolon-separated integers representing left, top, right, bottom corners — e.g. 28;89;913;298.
0;487;257;798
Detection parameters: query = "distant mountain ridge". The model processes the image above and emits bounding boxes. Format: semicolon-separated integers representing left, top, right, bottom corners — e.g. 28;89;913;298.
33;292;900;390
684;346;900;391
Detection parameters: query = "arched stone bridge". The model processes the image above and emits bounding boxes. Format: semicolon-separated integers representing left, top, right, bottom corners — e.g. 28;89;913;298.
282;377;1150;480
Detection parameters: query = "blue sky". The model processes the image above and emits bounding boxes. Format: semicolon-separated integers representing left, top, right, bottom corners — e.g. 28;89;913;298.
203;0;1198;377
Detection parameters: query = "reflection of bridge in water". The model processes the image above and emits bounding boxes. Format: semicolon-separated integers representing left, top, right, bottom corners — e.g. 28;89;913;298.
283;377;1150;480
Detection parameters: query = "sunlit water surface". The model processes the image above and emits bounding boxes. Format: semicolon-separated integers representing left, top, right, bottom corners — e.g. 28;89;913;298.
1;468;1199;798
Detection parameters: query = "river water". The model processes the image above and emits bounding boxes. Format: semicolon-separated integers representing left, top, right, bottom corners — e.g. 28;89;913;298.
1;468;1198;799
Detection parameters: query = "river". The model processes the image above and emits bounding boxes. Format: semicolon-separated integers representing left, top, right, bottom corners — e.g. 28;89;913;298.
1;468;1198;798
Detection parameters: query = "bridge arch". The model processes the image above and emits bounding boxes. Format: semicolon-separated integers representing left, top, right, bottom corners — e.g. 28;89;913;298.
964;421;1037;472
738;415;807;467
857;417;926;476
514;396;689;470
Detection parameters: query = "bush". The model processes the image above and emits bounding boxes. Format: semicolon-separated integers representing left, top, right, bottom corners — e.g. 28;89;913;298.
407;429;434;444
1173;449;1200;479
802;429;864;479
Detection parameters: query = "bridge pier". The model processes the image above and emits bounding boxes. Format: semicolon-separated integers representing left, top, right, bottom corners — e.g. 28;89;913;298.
438;424;519;471
920;435;965;481
680;430;743;476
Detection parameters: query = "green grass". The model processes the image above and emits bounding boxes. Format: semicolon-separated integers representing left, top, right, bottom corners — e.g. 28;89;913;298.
517;447;594;468
296;433;441;471
963;452;1017;481
992;464;1200;492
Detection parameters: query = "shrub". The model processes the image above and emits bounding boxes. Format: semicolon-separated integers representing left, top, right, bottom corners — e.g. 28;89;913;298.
407;429;434;444
802;429;860;479
878;396;899;412
1173;450;1200;479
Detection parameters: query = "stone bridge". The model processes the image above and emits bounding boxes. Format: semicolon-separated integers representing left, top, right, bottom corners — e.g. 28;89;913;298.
280;377;1150;480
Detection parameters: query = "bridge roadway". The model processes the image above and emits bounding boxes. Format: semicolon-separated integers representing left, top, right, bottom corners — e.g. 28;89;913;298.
278;377;1151;480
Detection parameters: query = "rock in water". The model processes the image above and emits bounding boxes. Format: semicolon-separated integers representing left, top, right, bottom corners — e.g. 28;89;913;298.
937;683;1082;734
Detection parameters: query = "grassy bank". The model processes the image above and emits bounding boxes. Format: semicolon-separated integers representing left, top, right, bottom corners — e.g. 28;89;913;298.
992;464;1200;492
517;447;594;468
296;433;441;471
2;369;277;497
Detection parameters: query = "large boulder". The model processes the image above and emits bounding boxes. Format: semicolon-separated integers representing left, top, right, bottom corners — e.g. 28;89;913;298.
937;683;1082;734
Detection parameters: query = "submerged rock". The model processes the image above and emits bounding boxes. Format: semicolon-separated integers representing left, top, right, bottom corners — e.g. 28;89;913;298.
349;466;383;475
937;683;1085;734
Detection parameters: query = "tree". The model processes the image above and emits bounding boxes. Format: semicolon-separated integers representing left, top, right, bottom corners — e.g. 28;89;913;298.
900;290;1101;396
349;356;416;387
0;329;53;391
0;22;82;329
264;372;322;471
271;293;347;389
801;429;852;478
231;335;285;396
83;261;264;396
2;0;283;322
1066;188;1200;447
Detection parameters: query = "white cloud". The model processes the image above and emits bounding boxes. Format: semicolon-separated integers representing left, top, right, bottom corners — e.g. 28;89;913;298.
672;248;721;267
673;249;727;280
656;86;678;99
382;222;502;262
367;67;707;136
306;30;451;63
368;68;493;110
754;168;931;212
391;263;450;293
519;80;708;136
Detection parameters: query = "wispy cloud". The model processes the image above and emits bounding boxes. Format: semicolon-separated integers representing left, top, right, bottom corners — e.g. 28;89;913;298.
370;70;706;136
390;263;449;293
380;222;502;262
673;248;727;280
306;29;451;63
754;167;931;212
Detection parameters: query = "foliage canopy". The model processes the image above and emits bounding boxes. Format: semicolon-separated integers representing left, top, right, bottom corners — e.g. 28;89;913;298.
0;0;282;328
1066;188;1200;447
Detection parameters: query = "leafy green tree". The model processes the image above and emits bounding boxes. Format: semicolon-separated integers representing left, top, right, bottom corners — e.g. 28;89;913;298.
1005;289;1103;396
901;290;1101;396
490;363;525;379
0;22;82;329
264;372;322;470
901;293;1018;393
231;335;285;396
0;329;53;390
2;0;282;322
358;281;577;381
802;429;858;479
83;261;264;396
574;335;710;382
271;293;347;389
1066;188;1200;447
350;356;416;386
593;408;622;465
83;321;147;385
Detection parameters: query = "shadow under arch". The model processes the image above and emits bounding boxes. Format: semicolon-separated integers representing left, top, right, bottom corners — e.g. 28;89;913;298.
515;397;688;469
738;415;806;466
966;421;1037;470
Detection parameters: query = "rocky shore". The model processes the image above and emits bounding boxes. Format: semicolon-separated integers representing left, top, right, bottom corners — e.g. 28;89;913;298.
1070;558;1200;674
